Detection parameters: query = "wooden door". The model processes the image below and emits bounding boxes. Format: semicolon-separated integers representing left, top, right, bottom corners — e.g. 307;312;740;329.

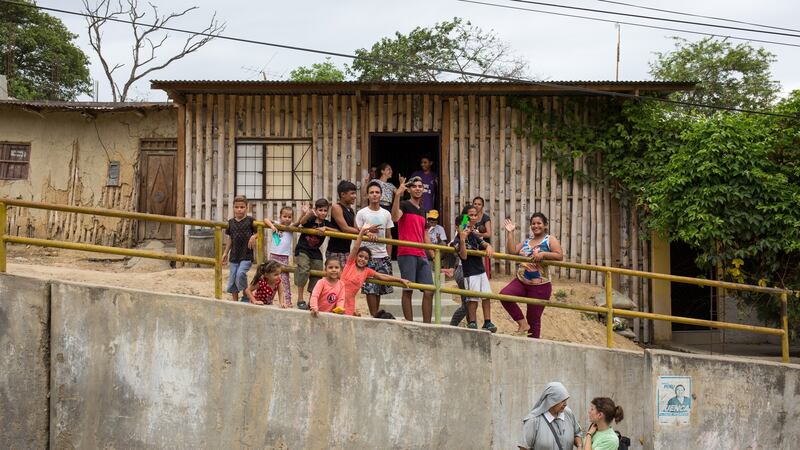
139;140;177;240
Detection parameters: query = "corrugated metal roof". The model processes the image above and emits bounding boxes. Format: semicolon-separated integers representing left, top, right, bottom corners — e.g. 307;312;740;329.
150;79;695;97
151;79;693;86
0;99;175;112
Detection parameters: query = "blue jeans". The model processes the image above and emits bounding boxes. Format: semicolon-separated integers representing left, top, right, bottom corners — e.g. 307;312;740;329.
227;260;252;298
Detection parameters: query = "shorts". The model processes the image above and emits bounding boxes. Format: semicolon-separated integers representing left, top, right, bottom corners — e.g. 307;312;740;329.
463;272;491;302
226;260;252;294
362;256;394;296
397;255;433;292
294;252;323;293
325;251;349;269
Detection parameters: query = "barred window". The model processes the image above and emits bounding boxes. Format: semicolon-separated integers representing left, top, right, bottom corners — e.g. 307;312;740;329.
235;141;312;201
0;142;31;180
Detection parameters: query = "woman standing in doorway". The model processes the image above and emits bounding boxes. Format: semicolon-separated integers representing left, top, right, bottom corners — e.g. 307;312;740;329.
472;196;492;278
500;213;563;338
362;163;397;210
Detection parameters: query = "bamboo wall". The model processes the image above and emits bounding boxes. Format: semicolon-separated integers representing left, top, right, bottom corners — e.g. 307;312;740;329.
183;92;650;312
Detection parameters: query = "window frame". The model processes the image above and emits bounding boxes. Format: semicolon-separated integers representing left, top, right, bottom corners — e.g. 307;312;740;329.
234;139;313;201
0;141;31;181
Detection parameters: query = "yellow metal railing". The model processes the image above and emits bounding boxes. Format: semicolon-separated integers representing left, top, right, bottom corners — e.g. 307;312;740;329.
0;199;227;299
261;224;795;362
0;199;794;362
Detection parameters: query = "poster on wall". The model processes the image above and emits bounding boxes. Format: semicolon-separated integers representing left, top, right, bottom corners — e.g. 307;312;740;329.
657;375;692;425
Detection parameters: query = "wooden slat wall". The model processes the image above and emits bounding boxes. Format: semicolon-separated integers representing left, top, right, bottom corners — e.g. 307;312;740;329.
183;93;647;306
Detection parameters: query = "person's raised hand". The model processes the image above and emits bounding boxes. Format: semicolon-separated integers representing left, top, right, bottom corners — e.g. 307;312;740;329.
504;218;516;233
301;203;311;216
397;174;407;193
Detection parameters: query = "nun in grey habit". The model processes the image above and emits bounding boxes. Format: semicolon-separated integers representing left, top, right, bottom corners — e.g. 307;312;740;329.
518;381;584;450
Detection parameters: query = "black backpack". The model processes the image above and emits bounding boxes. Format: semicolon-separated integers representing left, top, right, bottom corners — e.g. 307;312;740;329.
616;431;630;450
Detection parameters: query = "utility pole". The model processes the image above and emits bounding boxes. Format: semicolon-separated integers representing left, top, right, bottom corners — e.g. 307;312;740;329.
615;23;621;81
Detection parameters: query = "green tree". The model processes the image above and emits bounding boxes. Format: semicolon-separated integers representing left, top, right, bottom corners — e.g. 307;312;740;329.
0;0;92;100
289;58;346;82
650;37;780;111
350;17;528;82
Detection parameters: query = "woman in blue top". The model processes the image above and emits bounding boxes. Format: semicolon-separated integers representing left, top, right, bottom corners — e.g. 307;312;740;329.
500;212;563;338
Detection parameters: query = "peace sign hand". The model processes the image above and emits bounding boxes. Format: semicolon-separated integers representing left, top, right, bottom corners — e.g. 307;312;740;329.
397;174;407;194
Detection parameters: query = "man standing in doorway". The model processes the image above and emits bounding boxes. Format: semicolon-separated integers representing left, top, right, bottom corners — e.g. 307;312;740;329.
392;175;435;322
410;154;438;213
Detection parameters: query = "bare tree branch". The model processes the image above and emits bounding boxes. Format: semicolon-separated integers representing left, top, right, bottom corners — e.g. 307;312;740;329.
83;0;226;101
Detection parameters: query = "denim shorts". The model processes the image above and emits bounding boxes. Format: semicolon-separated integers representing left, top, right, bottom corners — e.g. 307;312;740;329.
397;255;433;292
227;260;252;294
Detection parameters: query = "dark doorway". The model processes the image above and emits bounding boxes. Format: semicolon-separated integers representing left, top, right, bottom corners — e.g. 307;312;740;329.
369;133;441;211
670;241;716;331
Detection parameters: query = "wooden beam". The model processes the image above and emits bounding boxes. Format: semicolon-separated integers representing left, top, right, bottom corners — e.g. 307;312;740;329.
216;93;224;222
441;99;452;236
176;102;186;257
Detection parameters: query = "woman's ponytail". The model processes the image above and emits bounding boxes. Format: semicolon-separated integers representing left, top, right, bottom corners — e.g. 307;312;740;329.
614;405;624;423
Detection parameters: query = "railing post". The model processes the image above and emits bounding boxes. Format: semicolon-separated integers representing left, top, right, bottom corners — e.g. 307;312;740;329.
606;271;614;348
214;226;223;299
434;249;442;324
256;224;264;264
0;202;6;273
781;293;789;363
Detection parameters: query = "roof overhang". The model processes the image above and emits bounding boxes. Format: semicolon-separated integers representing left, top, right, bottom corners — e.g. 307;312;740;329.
151;80;696;103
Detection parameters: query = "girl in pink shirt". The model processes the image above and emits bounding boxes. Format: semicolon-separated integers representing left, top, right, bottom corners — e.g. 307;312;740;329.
310;258;346;316
244;260;286;307
341;226;411;316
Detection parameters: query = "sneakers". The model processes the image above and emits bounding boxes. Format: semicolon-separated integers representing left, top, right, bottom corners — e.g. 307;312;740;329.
467;321;478;329
297;301;309;310
482;321;498;333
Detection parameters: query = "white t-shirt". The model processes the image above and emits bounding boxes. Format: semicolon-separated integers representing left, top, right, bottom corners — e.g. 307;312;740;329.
355;206;394;259
427;224;447;246
269;230;294;256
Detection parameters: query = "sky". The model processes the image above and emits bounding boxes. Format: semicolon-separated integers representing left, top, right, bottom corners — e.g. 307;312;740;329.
39;0;800;102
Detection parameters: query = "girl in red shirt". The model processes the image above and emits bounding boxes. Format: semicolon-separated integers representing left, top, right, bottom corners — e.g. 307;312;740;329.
340;225;411;316
244;260;286;307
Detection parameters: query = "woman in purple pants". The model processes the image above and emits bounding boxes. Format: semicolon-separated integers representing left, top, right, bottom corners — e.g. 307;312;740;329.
500;213;563;338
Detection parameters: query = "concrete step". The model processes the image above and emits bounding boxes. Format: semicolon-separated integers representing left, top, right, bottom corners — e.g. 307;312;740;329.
377;297;461;318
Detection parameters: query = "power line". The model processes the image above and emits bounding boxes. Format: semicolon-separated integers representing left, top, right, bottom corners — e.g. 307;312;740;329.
459;0;800;49
2;0;798;120
503;0;800;39
597;0;800;34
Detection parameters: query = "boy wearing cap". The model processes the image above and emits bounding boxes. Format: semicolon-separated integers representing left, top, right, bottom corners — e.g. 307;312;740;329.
426;210;447;247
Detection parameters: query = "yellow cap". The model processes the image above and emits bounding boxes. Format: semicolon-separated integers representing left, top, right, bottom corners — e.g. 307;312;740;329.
427;210;440;219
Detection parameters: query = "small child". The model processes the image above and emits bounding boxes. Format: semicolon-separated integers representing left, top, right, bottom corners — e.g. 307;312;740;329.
293;199;333;310
309;258;346;316
244;260;286;307
454;204;497;332
341;225;410;316
222;195;257;302
264;206;294;307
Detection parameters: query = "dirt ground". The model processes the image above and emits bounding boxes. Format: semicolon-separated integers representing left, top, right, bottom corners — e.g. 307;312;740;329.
6;246;642;351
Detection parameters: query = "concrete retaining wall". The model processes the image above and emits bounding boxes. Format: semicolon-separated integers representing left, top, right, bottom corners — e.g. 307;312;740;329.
0;274;50;449
491;337;646;449
49;281;492;449
648;350;800;450
1;273;798;449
